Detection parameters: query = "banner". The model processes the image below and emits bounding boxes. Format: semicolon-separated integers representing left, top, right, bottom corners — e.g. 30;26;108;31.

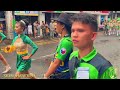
14;11;38;16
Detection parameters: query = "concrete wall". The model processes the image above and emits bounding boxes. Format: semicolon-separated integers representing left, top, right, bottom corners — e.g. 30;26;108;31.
38;11;45;37
5;11;14;39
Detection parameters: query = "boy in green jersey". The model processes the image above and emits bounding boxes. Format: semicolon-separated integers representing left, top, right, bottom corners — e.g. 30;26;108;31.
69;13;117;79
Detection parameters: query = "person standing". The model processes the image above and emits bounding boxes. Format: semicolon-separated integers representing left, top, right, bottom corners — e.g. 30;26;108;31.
69;13;117;79
37;22;40;37
50;19;55;38
41;21;46;39
44;13;73;79
33;21;38;38
28;23;33;37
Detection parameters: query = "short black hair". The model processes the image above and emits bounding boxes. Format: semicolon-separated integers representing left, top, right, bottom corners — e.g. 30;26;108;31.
59;21;71;35
71;13;98;32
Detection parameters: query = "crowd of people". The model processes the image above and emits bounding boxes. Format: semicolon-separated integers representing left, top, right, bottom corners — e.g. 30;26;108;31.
0;13;117;79
103;19;120;39
23;19;58;39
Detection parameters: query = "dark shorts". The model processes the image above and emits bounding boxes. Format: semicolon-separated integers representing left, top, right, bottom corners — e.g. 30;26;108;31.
49;71;70;79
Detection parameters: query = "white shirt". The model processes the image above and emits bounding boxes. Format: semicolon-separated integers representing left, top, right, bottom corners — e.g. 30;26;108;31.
28;25;32;31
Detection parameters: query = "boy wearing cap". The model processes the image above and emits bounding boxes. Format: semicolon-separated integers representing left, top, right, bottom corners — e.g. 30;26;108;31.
44;13;73;79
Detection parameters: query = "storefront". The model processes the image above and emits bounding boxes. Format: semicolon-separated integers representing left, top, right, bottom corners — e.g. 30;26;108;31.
81;11;110;26
14;11;39;24
42;11;62;24
0;11;6;34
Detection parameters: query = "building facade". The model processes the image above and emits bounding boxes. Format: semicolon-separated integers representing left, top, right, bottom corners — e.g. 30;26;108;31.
2;11;110;39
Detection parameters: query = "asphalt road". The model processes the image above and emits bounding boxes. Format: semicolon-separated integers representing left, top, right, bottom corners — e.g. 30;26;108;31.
0;32;120;79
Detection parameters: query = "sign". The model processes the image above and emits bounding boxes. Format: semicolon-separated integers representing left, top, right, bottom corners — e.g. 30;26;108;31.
54;11;62;13
14;11;38;16
42;11;63;13
81;11;109;15
63;11;80;13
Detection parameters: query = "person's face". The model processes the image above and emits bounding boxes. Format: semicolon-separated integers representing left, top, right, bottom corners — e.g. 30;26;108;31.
15;23;24;34
56;21;64;34
71;22;97;49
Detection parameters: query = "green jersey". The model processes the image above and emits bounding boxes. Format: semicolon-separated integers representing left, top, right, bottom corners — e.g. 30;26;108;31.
69;48;117;79
54;35;73;72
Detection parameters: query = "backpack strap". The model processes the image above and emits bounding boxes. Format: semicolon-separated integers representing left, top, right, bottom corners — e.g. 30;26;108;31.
69;57;80;78
88;53;112;78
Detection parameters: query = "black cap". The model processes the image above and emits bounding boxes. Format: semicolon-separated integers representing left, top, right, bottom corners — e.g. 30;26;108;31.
56;13;71;27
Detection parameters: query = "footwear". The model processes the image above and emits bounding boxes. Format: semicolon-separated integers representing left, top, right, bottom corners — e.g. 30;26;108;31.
2;66;11;74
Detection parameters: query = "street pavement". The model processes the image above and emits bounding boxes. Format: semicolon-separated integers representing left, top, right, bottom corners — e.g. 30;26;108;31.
0;32;120;79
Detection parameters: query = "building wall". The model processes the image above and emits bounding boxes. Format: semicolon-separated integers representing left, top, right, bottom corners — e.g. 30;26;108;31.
5;11;14;39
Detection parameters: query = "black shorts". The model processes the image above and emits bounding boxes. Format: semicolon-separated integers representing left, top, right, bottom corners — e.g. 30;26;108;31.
49;71;70;79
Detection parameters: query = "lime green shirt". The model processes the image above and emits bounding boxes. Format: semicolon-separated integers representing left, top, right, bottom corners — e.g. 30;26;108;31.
69;48;117;79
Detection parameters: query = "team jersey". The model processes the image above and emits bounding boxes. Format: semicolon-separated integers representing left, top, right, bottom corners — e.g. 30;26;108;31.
53;35;73;73
69;48;117;79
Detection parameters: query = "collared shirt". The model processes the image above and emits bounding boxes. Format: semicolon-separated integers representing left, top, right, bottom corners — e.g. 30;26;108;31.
69;48;117;79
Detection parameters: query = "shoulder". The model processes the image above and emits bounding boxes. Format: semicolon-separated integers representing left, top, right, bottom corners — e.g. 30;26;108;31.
12;36;18;42
14;36;18;39
21;35;31;42
69;51;78;60
24;35;30;40
91;53;112;68
61;37;73;47
88;53;113;77
62;37;72;43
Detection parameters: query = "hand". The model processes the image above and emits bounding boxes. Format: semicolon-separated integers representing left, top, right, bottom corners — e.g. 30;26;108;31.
0;40;2;43
22;55;30;60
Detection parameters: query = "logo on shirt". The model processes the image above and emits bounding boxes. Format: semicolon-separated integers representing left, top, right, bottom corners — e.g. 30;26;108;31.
60;48;66;55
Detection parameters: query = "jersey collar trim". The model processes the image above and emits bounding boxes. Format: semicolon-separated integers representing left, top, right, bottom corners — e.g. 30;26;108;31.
76;47;97;62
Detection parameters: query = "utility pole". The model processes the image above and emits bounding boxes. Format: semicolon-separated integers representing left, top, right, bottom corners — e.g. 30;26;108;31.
115;11;117;19
12;11;17;38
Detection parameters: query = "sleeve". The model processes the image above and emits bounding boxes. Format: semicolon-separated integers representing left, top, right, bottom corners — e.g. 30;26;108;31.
55;39;73;61
0;32;6;41
24;36;38;55
100;66;117;79
11;37;17;45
